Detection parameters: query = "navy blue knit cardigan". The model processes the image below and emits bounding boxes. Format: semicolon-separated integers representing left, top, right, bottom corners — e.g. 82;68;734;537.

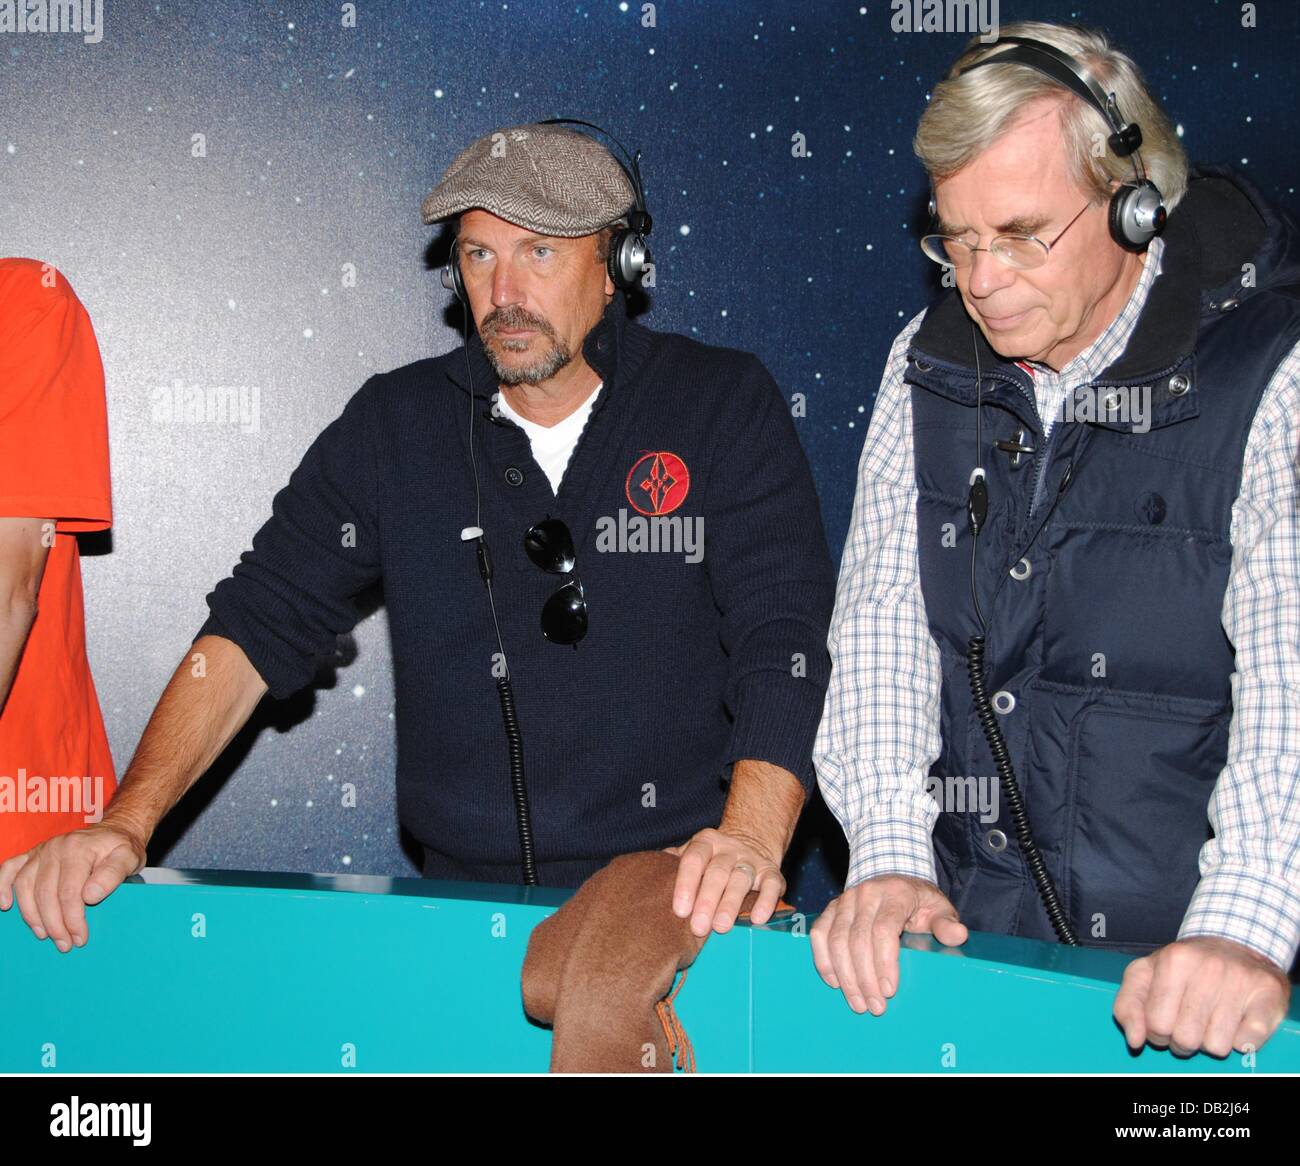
195;296;835;886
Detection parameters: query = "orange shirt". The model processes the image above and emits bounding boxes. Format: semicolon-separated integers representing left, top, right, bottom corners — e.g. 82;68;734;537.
0;258;115;862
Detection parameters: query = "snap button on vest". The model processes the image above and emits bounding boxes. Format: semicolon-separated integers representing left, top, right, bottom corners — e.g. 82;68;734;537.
504;466;525;486
992;690;1016;714
985;829;1008;853
1168;374;1191;396
1010;557;1032;581
1101;389;1123;417
1220;298;1240;311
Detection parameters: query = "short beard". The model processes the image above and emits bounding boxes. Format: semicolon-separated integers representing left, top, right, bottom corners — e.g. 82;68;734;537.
481;308;572;385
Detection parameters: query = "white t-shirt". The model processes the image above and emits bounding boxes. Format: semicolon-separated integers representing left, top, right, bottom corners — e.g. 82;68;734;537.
495;380;603;494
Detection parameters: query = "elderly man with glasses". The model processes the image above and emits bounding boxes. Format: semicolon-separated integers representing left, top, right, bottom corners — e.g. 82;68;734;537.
812;21;1300;1058
1;122;835;955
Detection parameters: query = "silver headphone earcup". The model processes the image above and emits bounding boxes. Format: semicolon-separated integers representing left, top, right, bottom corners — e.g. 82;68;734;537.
609;232;649;290
1110;180;1167;250
442;243;466;302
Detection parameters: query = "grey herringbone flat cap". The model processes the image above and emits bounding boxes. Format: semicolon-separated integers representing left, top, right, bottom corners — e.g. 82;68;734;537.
420;122;636;235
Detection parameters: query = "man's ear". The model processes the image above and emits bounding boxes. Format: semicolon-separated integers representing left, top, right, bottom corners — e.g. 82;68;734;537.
599;231;617;297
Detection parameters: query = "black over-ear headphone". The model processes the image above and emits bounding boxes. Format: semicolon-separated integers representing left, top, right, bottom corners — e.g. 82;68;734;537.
929;35;1167;252
441;117;654;303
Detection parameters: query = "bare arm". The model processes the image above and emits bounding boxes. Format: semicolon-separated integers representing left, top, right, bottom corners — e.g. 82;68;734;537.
102;633;269;847
0;633;268;949
719;758;806;862
0;516;53;716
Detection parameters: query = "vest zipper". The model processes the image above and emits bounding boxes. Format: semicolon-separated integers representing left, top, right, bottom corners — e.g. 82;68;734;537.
914;354;1047;528
1026;423;1059;521
988;369;1048;530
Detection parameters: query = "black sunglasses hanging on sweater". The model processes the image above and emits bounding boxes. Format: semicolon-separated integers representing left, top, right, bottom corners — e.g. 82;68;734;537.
524;518;587;644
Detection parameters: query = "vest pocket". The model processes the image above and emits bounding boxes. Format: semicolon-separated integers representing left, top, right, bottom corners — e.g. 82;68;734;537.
1065;702;1229;946
932;813;977;913
1040;524;1234;695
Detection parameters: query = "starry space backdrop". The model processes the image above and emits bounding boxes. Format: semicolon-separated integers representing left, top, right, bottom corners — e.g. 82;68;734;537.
0;0;1295;909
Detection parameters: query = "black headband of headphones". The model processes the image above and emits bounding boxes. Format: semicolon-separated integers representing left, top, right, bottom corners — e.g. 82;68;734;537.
929;34;1166;252
535;116;652;238
954;36;1148;181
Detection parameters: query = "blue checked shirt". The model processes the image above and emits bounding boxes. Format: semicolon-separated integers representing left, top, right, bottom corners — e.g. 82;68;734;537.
814;234;1300;970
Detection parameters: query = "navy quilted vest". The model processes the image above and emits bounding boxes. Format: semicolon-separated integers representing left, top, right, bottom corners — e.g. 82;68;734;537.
902;164;1300;950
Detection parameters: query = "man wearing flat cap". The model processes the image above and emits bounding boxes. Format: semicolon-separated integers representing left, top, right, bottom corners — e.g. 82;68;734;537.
1;121;836;955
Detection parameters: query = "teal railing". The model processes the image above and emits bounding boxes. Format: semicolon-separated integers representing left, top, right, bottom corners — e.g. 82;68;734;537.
2;867;1296;1073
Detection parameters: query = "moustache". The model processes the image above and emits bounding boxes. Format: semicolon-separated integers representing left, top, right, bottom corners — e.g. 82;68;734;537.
485;309;553;336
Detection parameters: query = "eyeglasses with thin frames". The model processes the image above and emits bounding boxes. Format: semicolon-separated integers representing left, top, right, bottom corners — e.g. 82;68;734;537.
919;200;1095;271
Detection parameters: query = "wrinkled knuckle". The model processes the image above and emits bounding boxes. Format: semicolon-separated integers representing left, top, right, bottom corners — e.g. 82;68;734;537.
825;936;852;969
1201;955;1230;982
847;919;873;944
871;917;898;942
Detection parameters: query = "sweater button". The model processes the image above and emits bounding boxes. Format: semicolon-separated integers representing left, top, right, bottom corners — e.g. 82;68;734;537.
504;466;525;487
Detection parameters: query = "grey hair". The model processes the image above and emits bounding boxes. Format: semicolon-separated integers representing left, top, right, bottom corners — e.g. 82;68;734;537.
914;20;1188;215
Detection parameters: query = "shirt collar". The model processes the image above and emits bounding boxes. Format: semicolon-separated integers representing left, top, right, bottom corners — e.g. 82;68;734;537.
1016;235;1165;384
495;379;603;430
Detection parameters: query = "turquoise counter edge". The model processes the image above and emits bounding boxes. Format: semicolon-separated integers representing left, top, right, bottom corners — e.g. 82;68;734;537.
1;867;1295;1073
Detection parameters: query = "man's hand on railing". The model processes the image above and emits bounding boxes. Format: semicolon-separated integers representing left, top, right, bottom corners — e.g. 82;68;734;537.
810;875;969;1015
0;823;148;951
